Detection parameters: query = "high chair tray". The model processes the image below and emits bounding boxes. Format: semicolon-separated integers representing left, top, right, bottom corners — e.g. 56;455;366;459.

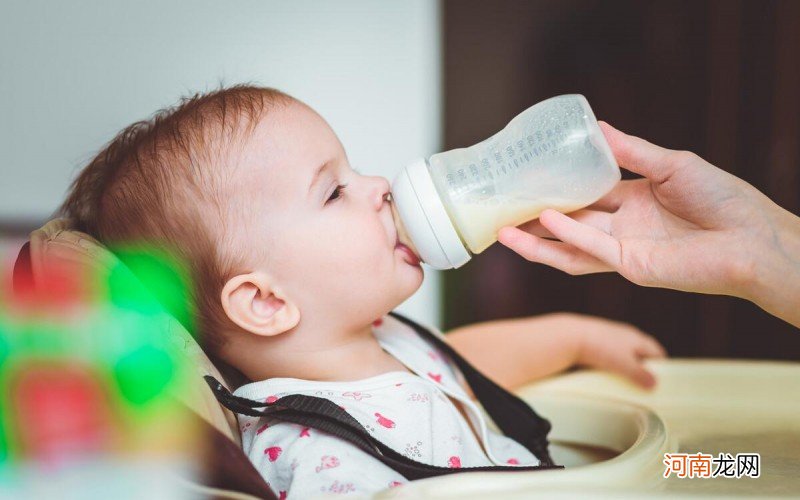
378;359;800;499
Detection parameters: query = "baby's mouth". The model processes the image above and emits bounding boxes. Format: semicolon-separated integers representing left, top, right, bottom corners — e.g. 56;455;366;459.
395;238;421;267
392;223;421;267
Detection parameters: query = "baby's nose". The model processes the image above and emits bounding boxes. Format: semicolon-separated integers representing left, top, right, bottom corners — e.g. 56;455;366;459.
371;176;391;209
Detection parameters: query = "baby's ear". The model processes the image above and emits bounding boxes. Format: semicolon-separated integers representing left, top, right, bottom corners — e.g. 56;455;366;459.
220;272;300;337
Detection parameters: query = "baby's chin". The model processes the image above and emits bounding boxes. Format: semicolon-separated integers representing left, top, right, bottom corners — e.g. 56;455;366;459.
383;263;425;313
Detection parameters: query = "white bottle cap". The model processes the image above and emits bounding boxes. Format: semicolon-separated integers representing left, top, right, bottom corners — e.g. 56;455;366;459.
391;158;471;270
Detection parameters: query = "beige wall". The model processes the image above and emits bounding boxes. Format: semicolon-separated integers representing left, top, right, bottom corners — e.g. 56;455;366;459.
0;0;443;326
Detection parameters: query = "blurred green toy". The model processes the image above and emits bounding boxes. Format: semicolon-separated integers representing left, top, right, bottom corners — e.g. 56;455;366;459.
0;247;196;471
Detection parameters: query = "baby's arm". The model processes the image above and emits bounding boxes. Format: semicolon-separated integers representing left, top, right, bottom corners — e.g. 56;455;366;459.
446;313;666;390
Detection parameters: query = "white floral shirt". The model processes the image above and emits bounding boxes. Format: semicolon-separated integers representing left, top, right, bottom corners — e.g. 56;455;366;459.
234;313;539;499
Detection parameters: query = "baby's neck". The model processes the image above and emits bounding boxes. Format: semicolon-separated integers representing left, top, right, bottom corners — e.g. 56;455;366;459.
233;323;410;383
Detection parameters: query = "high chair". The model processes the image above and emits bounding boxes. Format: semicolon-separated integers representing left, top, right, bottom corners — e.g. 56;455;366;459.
12;219;798;498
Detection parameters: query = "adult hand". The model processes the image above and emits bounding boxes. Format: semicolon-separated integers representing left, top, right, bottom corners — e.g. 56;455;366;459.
498;122;800;328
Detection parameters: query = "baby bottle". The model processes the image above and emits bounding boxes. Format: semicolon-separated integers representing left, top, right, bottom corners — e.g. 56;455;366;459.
391;94;620;270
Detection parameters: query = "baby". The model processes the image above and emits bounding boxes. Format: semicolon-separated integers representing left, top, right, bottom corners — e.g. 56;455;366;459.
60;86;666;498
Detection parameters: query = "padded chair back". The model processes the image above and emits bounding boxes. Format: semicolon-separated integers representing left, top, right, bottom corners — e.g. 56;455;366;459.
11;218;241;443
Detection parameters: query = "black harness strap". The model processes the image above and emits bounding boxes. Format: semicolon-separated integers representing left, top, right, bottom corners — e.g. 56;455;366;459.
388;311;557;466
204;377;562;481
204;312;563;480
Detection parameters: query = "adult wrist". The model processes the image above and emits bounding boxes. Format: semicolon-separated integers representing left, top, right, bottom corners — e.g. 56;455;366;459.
745;202;800;327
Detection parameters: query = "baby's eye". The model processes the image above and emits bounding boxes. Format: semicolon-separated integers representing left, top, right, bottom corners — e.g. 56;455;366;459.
327;184;347;203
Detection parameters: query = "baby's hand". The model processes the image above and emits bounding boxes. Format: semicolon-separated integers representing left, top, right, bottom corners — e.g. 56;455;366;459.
572;316;667;389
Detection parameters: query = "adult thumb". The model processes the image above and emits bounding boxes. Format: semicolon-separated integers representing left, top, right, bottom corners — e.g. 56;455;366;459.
599;121;677;184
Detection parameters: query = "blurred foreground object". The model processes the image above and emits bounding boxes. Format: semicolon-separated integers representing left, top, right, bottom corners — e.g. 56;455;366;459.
0;241;200;499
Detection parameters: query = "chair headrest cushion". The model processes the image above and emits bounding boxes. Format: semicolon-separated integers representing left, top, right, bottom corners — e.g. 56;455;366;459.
15;218;242;444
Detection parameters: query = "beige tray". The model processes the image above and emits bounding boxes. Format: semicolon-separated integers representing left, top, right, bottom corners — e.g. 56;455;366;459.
379;359;800;499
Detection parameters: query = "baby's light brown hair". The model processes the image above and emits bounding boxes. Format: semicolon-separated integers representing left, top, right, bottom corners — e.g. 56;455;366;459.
61;85;294;354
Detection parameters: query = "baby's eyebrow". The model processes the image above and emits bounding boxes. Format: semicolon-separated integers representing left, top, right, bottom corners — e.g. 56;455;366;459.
308;160;334;197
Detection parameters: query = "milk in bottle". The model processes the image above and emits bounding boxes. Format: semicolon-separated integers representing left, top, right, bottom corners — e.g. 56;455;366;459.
390;94;620;270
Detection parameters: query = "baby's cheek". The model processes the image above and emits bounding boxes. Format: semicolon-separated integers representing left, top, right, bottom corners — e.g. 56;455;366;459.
340;227;387;264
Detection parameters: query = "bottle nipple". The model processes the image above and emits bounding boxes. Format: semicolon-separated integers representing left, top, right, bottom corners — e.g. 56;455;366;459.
390;198;420;257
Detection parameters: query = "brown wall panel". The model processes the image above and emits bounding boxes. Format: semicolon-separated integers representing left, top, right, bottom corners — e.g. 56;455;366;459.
443;0;800;360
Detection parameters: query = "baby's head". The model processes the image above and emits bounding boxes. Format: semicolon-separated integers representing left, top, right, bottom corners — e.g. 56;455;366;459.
61;86;423;376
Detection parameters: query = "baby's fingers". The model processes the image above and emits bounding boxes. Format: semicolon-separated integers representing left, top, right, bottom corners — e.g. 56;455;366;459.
637;336;668;359
498;227;612;275
617;357;657;389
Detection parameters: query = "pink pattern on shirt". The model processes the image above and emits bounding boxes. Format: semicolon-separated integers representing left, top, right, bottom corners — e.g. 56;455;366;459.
342;391;372;401
375;412;396;428
315;455;340;473
427;372;442;383
265;446;282;462
407;393;430;403
325;480;355;494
